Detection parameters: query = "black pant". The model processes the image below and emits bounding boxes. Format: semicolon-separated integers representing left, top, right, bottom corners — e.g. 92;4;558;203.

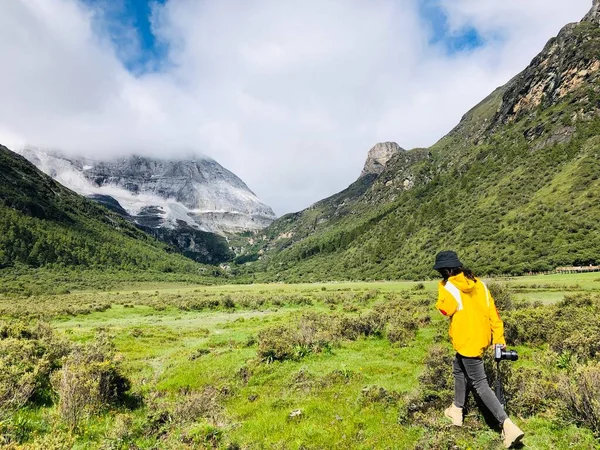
453;354;508;424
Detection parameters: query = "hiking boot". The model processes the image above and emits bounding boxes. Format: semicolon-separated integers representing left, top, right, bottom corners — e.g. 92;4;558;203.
444;403;463;426
502;418;524;448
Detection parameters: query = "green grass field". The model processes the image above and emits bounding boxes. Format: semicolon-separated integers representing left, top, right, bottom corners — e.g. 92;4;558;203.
1;274;599;449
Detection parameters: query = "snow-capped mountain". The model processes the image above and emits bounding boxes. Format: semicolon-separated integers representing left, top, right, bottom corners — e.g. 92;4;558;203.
17;149;276;235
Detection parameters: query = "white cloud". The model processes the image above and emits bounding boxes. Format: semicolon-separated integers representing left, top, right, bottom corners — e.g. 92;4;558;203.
0;0;592;215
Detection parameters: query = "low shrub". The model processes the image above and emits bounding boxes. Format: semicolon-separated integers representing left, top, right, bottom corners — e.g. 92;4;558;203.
318;368;357;388
386;321;418;347
377;299;430;346
51;333;130;430
505;294;600;362
143;407;173;438
105;413;135;448
337;312;386;340
559;362;600;435
507;365;560;417
257;326;296;363
288;295;313;306
173;386;223;423
342;302;359;312
257;314;338;363
419;344;454;393
504;307;552;346
322;294;340;306
289;368;316;393
257;300;431;363
557;326;600;360
487;282;513;312
358;289;380;302
415;344;456;418
0;320;69;412
221;295;236;309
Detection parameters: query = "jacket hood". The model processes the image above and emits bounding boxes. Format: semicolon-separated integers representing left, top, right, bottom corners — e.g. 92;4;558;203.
448;273;477;293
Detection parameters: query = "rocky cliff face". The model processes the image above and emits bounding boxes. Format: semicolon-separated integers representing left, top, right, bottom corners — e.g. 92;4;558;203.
493;1;600;133
585;0;600;21
359;142;404;178
18;149;276;235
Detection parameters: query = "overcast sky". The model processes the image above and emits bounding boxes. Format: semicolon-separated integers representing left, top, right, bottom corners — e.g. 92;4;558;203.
0;0;592;215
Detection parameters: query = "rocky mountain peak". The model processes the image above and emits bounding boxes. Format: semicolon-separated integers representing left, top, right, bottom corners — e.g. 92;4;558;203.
585;0;600;22
360;142;404;178
17;148;276;235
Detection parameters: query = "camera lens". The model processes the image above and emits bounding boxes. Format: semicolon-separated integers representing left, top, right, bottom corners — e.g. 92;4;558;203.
504;350;518;361
495;345;519;362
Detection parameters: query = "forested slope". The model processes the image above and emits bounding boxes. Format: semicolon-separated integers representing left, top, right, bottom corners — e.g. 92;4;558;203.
0;145;215;276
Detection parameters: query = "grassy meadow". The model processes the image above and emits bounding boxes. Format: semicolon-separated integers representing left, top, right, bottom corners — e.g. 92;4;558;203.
1;274;600;449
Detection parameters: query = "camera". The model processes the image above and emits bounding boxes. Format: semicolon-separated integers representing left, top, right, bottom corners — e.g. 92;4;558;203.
494;344;518;362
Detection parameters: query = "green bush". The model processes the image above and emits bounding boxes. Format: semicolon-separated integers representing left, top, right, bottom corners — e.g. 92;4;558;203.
507;365;560;417
257;314;338;363
487;282;513;312
557;326;600;361
0;320;69;412
257;326;296;363
505;294;600;363
51;333;130;430
386;325;415;347
337;312;386;340
559;362;600;435
256;300;431;363
419;344;454;393
504;307;550;345
412;283;425;291
105;413;136;449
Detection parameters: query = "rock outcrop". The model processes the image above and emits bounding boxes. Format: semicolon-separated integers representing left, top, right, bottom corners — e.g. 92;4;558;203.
493;0;600;131
359;142;404;178
584;0;600;22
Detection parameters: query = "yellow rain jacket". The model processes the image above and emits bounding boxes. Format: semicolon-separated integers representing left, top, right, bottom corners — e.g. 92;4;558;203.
436;273;505;358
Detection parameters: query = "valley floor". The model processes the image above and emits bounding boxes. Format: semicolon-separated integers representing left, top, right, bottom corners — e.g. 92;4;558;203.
1;274;599;449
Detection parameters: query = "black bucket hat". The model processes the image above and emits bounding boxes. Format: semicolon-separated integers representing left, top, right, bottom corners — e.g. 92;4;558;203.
433;250;463;270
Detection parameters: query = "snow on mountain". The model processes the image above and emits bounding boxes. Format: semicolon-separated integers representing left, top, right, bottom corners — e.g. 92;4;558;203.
17;148;276;234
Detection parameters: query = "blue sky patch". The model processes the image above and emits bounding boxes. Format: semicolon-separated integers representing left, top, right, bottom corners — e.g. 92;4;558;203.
84;0;168;74
419;0;486;55
85;0;489;74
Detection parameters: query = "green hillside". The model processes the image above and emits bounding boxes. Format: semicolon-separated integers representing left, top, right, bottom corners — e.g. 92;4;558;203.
238;8;600;282
0;145;218;277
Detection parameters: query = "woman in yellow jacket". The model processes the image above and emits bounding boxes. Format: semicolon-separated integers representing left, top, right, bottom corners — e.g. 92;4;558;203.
434;250;524;449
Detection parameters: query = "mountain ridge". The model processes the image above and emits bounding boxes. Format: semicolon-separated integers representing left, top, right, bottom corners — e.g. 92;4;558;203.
234;2;600;282
17;148;278;263
18;148;276;234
